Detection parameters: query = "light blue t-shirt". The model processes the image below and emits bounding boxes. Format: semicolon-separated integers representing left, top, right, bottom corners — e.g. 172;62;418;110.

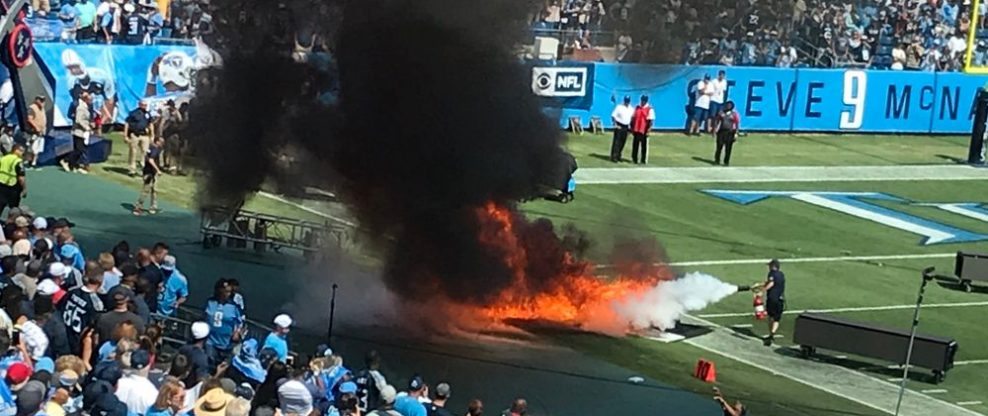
58;244;85;272
0;380;15;416
75;1;96;27
158;269;189;316
205;299;243;350
101;271;121;294
262;332;288;362
393;396;426;416
145;405;175;416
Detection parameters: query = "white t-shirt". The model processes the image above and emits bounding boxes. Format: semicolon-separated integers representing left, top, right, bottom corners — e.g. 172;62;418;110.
694;81;711;109
611;103;634;125
116;374;159;415
710;78;728;104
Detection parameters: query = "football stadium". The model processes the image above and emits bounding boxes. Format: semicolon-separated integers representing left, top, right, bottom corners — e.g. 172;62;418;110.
0;0;986;416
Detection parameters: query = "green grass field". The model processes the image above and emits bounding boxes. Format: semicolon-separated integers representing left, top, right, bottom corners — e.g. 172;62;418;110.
87;131;987;415
521;133;988;415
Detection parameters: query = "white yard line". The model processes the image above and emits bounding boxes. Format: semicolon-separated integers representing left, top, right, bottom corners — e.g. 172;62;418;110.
923;389;950;394
958;402;985;407
595;253;956;269
256;191;357;227
679;314;984;416
696;301;988;319
954;359;988;366
575;165;988;184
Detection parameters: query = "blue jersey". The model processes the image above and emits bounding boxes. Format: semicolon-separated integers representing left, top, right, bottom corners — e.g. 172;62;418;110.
205;299;243;350
158;269;189;316
319;365;349;404
393;396;426;416
0;379;15;416
767;270;786;301
262;333;288;363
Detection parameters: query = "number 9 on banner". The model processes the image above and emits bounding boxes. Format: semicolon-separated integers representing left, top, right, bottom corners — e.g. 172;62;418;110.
840;70;866;130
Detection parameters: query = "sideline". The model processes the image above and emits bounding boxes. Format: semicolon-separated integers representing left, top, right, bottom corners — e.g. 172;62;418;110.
594;252;956;269
678;314;984;416
696;301;988;319
256;191;357;227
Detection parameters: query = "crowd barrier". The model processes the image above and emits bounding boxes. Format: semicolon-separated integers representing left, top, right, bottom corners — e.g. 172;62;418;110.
538;63;988;134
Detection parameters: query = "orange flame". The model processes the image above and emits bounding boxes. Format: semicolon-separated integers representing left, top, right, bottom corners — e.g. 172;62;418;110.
471;202;666;328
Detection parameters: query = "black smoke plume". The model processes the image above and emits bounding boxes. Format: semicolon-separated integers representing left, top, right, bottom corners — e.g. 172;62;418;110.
188;0;575;304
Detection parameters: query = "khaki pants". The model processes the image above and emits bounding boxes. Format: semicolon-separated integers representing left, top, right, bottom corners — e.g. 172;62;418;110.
137;174;157;210
127;134;150;172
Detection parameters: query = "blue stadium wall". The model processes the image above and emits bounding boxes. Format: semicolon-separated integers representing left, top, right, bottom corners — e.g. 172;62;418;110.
541;63;988;134
20;43;198;127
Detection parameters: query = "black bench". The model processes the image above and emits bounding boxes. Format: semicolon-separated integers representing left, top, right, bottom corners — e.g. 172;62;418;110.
955;251;988;292
793;313;958;383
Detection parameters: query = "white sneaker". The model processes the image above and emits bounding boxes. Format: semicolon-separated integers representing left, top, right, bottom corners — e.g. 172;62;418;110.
75;168;89;175
59;160;70;171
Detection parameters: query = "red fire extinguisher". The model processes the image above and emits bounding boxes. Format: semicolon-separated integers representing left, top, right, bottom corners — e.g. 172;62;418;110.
753;292;767;320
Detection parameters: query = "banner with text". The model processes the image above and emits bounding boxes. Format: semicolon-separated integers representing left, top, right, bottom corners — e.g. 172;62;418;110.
551;63;988;133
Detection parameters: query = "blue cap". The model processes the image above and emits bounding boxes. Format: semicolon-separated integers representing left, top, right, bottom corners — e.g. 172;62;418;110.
34;357;55;374
130;349;151;369
339;382;357;394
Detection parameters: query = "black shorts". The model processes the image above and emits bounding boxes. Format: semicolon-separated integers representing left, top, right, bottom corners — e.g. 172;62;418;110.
767;299;785;321
143;174;157;185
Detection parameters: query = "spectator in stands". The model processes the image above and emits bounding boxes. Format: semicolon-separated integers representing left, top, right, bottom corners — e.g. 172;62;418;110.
465;399;483;416
32;0;52;17
142;0;165;44
366;385;398;416
99;252;121;294
262;314;291;363
146;379;185;416
354;350;387;413
425;382;453;416
177;321;210;386
94;291;146;343
139;243;167;312
40;293;71;358
122;3;148;45
116;349;158;413
394;376;427;416
500;399;526;416
58;266;104;356
204;279;243;369
20;298;52;362
277;369;314;416
58;0;81;43
157;255;187;317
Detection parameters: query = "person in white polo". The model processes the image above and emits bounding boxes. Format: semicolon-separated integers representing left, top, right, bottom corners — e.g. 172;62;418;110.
707;70;728;133
688;74;713;136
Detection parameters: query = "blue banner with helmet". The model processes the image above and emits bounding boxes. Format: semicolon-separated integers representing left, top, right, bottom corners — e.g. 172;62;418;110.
547;63;988;134
23;43;201;127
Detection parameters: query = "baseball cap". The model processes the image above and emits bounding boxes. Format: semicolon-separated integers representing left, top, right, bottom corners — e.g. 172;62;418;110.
6;362;32;388
90;392;128;416
161;255;176;271
58;370;80;388
14;216;29;228
434;382;451;399
48;262;68;277
130;349;151;370
191;321;210;340
379;385;397;405
52;218;75;229
767;259;781;267
409;375;425;391
82;381;114;411
338;382;357;395
315;344;333;357
35;357;55;374
92;362;123;385
15;381;46;416
37;279;59;296
277;380;313;416
273;314;293;329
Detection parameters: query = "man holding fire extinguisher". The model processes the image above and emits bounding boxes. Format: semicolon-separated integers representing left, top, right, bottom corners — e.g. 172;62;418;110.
758;259;786;346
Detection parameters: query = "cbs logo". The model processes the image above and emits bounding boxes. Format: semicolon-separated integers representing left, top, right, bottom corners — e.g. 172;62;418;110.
535;73;554;91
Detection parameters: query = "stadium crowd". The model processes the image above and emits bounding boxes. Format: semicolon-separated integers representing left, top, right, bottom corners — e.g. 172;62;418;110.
529;0;987;70
0;204;508;416
25;0;212;44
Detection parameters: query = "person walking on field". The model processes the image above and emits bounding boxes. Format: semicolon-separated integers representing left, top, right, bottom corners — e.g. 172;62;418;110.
609;96;633;162
630;95;655;165
133;137;163;216
713;101;740;166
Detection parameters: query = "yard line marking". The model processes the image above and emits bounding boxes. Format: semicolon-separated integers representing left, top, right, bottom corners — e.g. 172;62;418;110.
922;389;949;394
696;301;988;318
954;359;988;366
595;253;956;268
256;191;358;227
575;165;988;184
730;324;753;328
957;402;984;406
885;378;902;383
